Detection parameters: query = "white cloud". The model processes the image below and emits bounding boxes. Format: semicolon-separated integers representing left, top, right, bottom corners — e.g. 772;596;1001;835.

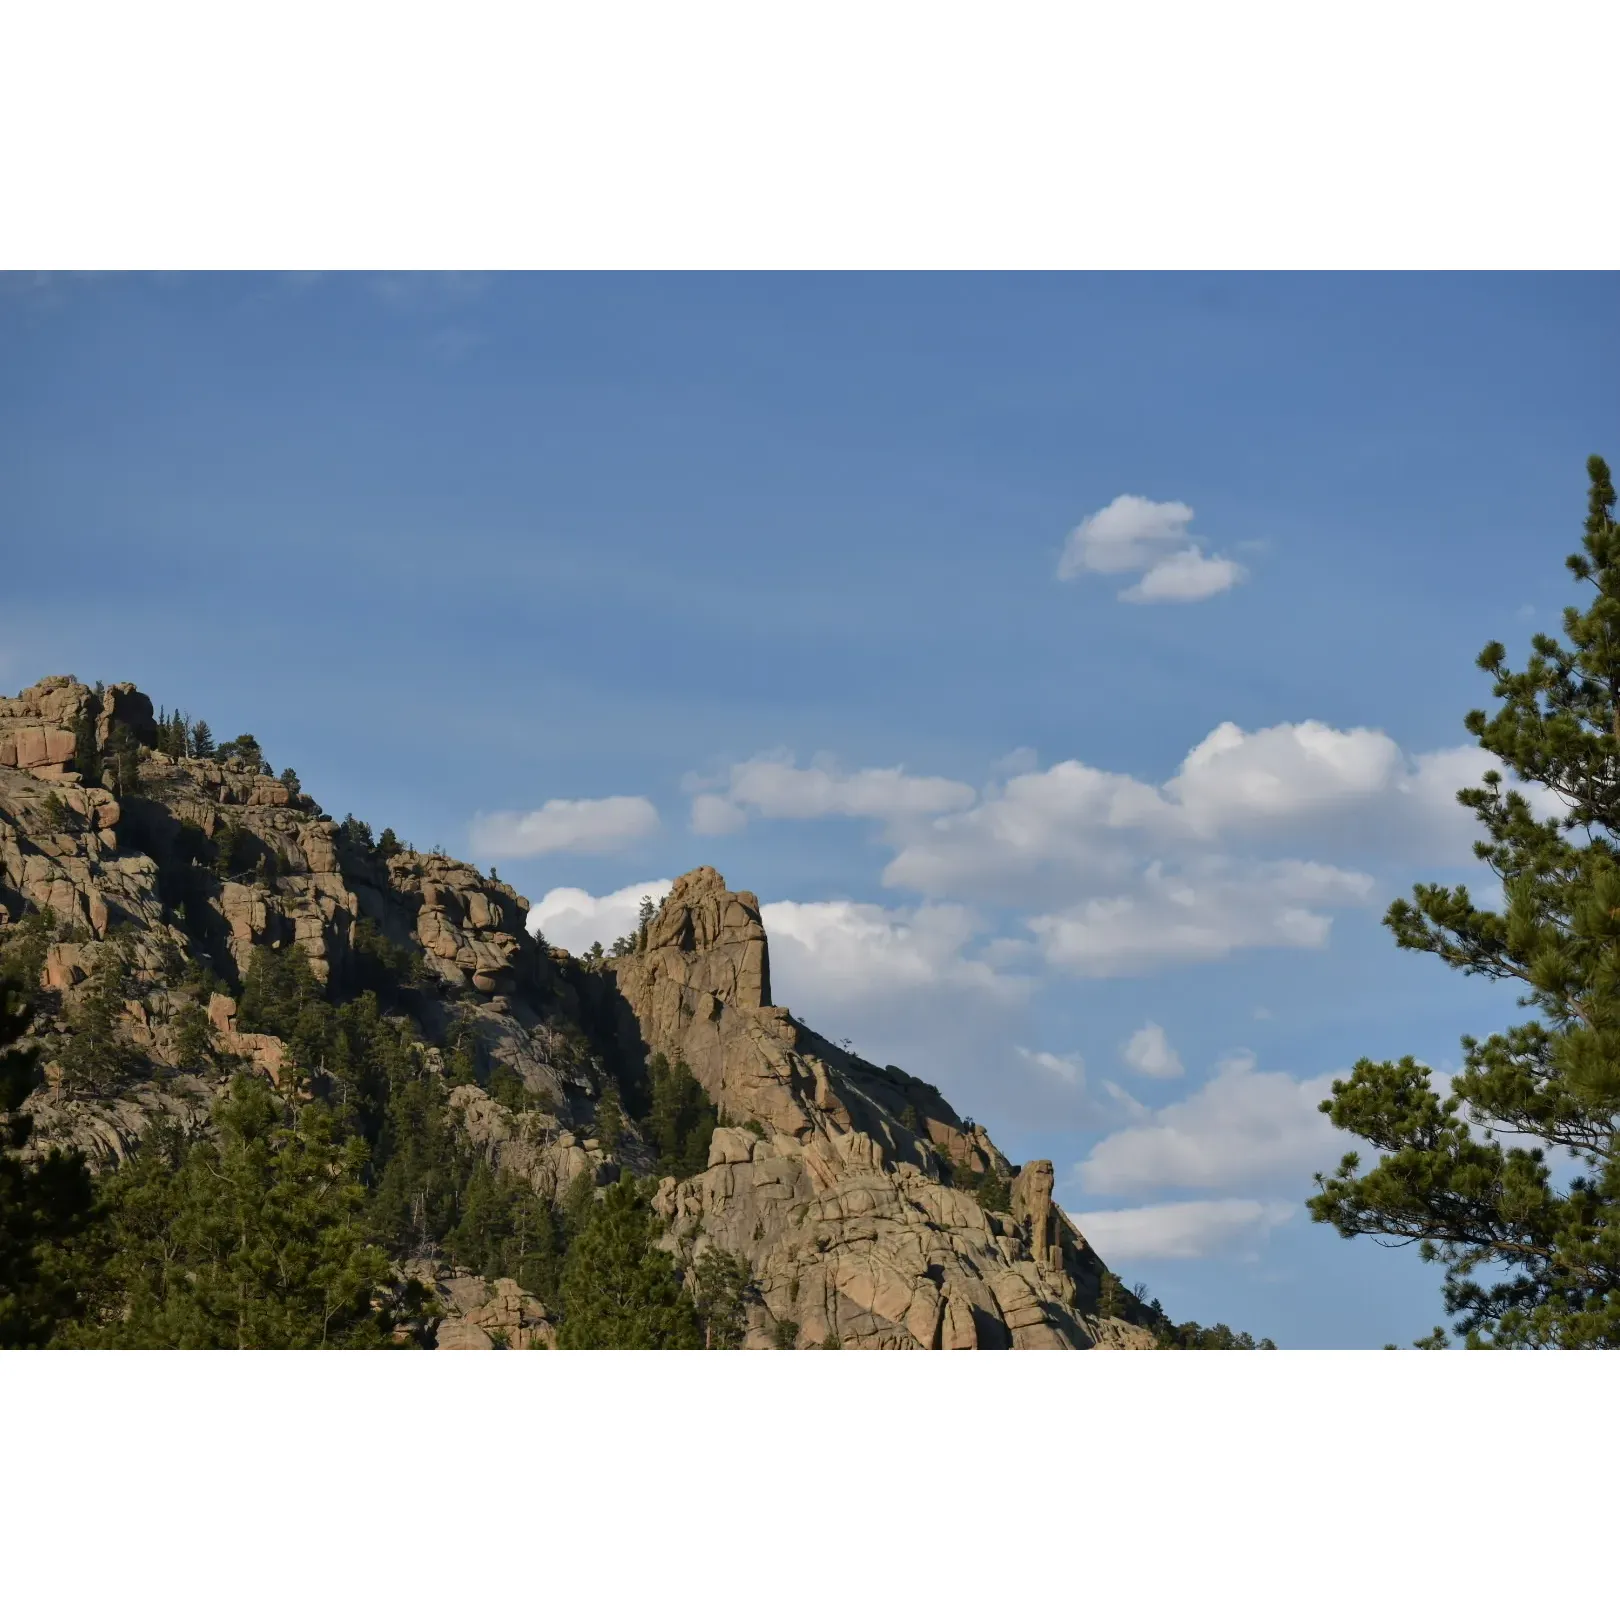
1026;857;1375;976
526;878;673;956
470;796;661;859
690;793;748;836
1168;720;1403;835
1057;494;1245;603
1068;1198;1295;1261
1123;1022;1183;1080
1121;547;1246;603
1076;1052;1344;1196
882;718;1507;911
761;899;1024;1008
718;756;976;823
1018;1046;1084;1088
1058;495;1196;577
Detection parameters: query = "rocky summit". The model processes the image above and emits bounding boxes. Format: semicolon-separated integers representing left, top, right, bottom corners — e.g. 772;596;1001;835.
1;675;1161;1349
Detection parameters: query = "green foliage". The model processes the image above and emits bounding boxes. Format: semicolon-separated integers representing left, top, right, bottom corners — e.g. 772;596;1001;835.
690;1245;752;1348
236;943;330;1079
340;814;374;853
108;722;141;797
445;1159;562;1304
0;906;57;992
486;1063;533;1112
172;1000;213;1070
771;1316;799;1349
349;918;423;1006
189;719;214;760
212;819;250;880
647;1052;717;1178
973;1168;1012;1213
41;791;72;831
442;1014;481;1091
594;1086;624;1158
279;766;300;795
556;1175;702;1348
561;1166;598;1239
369;1065;463;1254
72;702;101;785
1097;1270;1121;1318
154;707;193;758
220;734;265;773
1311;458;1620;1347
376;827;402;860
56;943;142;1097
1;968;95;1347
59;1075;392;1348
1154;1320;1277;1350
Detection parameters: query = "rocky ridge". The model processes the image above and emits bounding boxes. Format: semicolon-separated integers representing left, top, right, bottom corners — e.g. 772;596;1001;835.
0;676;1155;1349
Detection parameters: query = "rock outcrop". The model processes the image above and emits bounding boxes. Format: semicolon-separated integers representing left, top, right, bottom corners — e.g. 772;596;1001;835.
609;866;1152;1348
1;676;1157;1349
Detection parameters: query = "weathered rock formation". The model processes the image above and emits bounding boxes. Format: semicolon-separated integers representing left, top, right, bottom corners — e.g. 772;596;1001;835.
606;866;1149;1349
1;676;1156;1349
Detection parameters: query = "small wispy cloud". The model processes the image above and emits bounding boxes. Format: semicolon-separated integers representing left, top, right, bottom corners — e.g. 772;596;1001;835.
1122;1021;1184;1080
470;795;660;858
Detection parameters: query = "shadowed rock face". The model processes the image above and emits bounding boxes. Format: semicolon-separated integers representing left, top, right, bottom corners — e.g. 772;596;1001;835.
2;677;1158;1350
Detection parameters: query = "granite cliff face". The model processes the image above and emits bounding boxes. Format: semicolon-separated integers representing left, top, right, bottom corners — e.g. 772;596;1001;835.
0;676;1155;1349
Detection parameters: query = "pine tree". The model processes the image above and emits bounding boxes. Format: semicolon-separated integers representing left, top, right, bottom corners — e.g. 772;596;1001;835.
556;1175;702;1348
190;719;214;760
0;968;95;1347
1096;1271;1123;1319
690;1245;751;1348
594;1086;624;1158
108;722;141;797
648;1053;718;1178
445;1160;562;1304
370;1068;464;1254
56;943;142;1097
60;1075;392;1348
72;700;101;785
1311;457;1620;1347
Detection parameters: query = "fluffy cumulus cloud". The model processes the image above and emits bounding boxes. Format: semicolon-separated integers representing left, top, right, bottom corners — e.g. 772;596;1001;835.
1075;1052;1344;1197
1122;1022;1184;1080
885;719;1496;900
1067;1198;1295;1261
760;899;1024;1008
470;796;661;859
526;878;673;956
1026;857;1375;976
873;715;1519;973
1057;494;1246;604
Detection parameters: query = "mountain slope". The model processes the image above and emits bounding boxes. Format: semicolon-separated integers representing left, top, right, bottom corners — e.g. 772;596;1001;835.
0;675;1157;1348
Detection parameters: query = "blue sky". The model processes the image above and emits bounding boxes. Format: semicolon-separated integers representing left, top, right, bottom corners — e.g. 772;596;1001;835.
4;270;1617;1346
